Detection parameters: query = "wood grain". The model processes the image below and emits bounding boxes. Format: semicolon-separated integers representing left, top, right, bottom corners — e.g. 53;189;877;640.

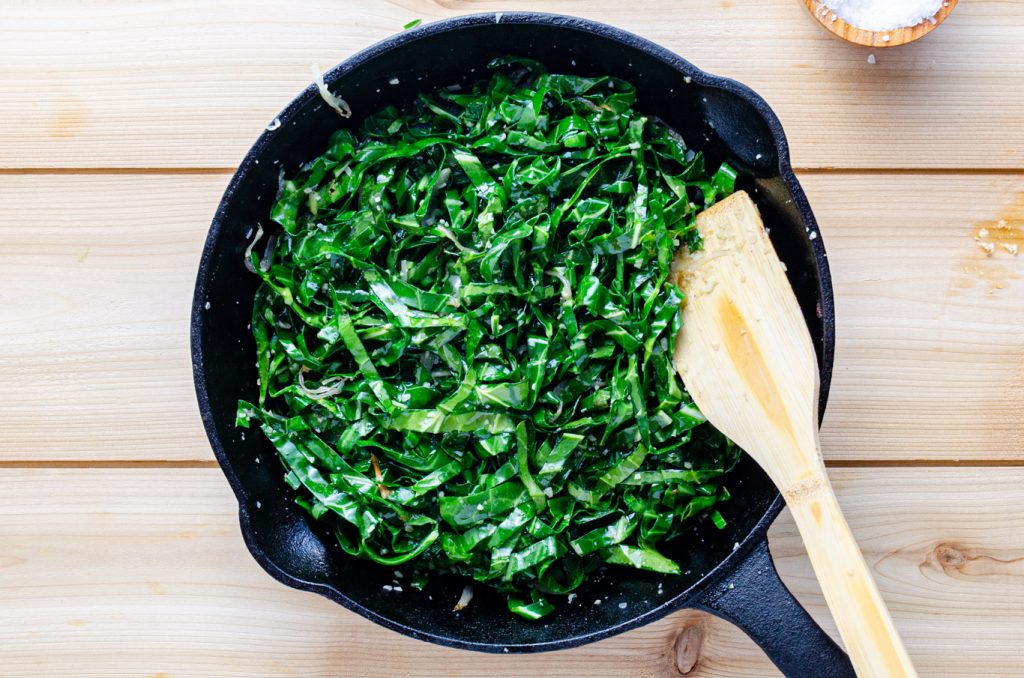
801;173;1024;462
2;172;1021;462
770;467;1024;676
0;2;1020;675
0;0;1022;170
0;174;226;461
0;467;1020;676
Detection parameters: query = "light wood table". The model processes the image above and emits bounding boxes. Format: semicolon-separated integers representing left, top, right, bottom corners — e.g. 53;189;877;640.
1;2;1022;676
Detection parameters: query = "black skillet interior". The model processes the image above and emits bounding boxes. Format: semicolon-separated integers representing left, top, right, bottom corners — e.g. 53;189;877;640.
192;12;834;653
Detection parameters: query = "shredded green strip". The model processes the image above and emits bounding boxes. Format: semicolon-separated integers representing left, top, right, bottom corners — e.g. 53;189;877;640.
238;57;740;619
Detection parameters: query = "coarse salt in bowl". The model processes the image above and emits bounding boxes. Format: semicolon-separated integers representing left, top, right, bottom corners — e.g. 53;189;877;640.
805;0;957;47
823;0;942;32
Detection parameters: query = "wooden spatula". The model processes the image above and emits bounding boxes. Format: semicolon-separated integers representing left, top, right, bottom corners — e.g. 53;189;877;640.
673;191;917;678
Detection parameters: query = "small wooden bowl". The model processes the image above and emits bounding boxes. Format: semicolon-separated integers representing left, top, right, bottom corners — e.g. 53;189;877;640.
804;0;958;47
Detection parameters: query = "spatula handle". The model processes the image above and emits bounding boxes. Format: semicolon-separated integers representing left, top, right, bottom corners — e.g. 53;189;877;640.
785;474;917;678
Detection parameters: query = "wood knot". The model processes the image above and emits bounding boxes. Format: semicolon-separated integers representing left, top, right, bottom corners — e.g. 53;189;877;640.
673;624;704;675
923;542;1024;578
935;544;965;572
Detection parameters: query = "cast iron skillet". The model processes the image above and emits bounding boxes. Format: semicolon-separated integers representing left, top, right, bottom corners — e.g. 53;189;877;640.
191;13;852;677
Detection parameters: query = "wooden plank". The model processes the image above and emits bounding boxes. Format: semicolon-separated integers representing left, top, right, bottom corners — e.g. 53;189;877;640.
1;172;1022;461
0;174;226;461
801;173;1024;461
0;1;1022;170
770;467;1024;676
0;467;1020;676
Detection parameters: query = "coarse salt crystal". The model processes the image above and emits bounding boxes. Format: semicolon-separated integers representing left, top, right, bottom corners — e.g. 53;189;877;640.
823;0;942;32
867;53;877;65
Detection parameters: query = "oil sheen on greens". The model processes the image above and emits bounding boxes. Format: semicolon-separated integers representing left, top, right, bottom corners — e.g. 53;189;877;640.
236;57;740;620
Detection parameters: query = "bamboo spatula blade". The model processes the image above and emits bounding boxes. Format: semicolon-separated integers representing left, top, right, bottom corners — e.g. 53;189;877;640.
673;191;916;678
672;191;820;486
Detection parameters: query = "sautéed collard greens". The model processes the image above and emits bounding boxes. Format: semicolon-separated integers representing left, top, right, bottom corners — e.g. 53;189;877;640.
236;58;740;619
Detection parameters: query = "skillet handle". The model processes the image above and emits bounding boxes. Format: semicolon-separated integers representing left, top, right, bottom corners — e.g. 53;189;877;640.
694;539;855;678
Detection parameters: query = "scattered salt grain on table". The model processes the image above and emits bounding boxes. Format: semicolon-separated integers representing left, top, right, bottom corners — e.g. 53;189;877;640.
822;0;942;31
